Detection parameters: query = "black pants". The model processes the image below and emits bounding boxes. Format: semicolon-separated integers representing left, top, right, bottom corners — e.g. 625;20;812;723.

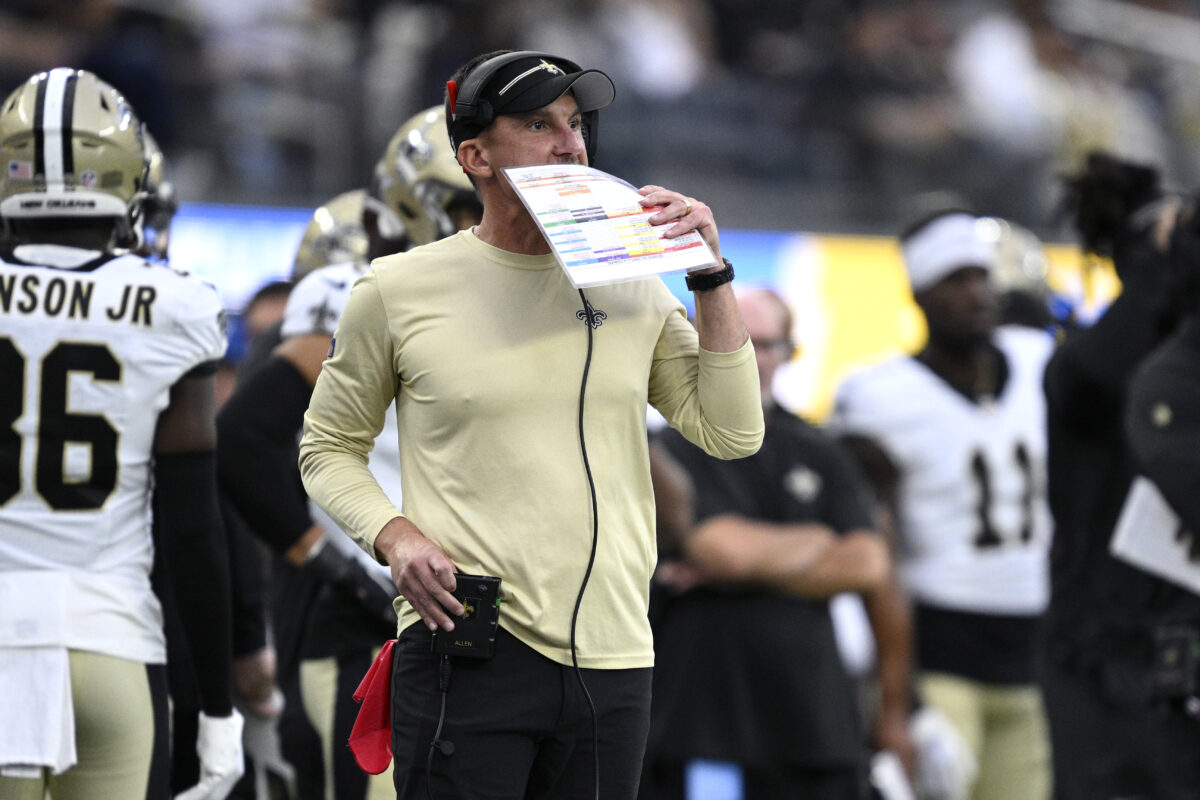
391;624;652;800
639;759;866;800
1041;650;1200;800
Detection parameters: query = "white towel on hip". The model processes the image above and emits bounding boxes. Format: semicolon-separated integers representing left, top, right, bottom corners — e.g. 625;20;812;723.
0;646;77;775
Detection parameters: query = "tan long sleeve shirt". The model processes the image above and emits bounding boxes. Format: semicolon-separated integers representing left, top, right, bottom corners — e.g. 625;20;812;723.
300;230;762;668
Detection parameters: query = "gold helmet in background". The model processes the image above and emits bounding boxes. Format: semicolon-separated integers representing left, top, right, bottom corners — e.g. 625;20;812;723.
291;188;370;281
140;128;177;260
0;68;147;245
979;216;1055;329
981;216;1049;300
375;106;479;248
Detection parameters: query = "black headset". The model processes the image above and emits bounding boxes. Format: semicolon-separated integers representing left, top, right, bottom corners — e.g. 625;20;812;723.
445;50;602;165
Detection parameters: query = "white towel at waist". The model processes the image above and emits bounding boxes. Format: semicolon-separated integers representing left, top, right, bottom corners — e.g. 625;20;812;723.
0;646;76;775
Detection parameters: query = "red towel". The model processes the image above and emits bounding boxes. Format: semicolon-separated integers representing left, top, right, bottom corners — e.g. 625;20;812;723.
348;638;396;774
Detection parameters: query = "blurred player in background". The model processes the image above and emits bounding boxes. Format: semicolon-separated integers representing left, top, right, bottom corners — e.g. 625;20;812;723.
133;123;292;799
642;287;912;800
0;68;242;800
985;217;1055;332
217;104;481;800
291;189;370;284
138;129;176;263
831;211;1054;800
214;187;371;800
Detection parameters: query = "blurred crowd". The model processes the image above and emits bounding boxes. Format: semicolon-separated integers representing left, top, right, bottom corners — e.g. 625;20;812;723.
3;0;1200;237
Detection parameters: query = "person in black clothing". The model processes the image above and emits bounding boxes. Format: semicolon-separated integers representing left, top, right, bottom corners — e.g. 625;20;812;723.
1040;154;1200;800
641;288;912;800
1125;201;1200;542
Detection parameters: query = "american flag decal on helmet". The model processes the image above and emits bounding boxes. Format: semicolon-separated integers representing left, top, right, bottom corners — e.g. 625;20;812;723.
327;337;336;358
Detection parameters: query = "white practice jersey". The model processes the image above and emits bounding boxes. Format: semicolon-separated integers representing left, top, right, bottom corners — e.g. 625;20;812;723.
0;244;226;662
282;262;400;568
829;326;1054;614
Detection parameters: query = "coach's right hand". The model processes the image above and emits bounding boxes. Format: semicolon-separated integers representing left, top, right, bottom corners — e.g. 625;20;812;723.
374;516;464;631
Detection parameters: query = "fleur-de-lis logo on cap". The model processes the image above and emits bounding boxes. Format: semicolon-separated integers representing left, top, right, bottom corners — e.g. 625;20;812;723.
499;59;567;96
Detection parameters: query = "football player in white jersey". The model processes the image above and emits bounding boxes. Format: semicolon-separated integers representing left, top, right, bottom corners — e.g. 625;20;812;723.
829;211;1054;800
0;69;243;800
216;105;481;800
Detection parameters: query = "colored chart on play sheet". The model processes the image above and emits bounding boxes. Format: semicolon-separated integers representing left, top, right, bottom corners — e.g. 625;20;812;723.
502;165;716;287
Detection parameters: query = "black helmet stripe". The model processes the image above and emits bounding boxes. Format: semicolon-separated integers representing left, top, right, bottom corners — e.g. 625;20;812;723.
37;68;75;191
32;73;46;180
61;71;77;176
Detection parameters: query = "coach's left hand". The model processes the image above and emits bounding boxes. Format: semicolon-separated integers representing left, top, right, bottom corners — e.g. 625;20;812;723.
638;185;722;268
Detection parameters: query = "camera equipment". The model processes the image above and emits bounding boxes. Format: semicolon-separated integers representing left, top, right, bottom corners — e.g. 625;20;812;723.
431;573;502;659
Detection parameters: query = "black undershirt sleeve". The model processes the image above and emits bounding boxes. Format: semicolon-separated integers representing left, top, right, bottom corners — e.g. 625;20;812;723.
216;355;315;554
218;355;400;626
154;450;234;717
223;504;269;657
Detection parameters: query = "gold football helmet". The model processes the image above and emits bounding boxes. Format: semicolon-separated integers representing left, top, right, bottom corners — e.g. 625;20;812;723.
139;129;177;260
291;189;370;281
376;106;479;247
0;68;147;243
979;216;1057;329
982;217;1049;300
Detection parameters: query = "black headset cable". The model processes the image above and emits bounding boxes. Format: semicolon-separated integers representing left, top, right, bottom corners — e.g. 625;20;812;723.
571;288;602;800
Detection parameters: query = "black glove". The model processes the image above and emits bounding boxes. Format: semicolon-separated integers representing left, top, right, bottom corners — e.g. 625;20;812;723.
305;538;399;627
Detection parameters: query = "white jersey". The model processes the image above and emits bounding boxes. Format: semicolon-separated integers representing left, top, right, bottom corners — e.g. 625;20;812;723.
0;244;226;662
829;326;1054;614
281;262;400;568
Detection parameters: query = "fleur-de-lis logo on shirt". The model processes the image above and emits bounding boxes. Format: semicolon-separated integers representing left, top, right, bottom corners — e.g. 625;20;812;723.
785;465;822;503
577;303;606;329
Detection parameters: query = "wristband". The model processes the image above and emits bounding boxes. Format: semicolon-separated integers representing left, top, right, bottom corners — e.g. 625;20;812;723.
685;258;734;292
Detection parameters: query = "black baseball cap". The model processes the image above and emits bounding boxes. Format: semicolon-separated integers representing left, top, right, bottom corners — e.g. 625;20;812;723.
484;55;614;116
447;52;615;152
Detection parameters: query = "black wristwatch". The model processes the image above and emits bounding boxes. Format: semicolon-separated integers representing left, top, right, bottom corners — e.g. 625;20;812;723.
685;258;734;292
